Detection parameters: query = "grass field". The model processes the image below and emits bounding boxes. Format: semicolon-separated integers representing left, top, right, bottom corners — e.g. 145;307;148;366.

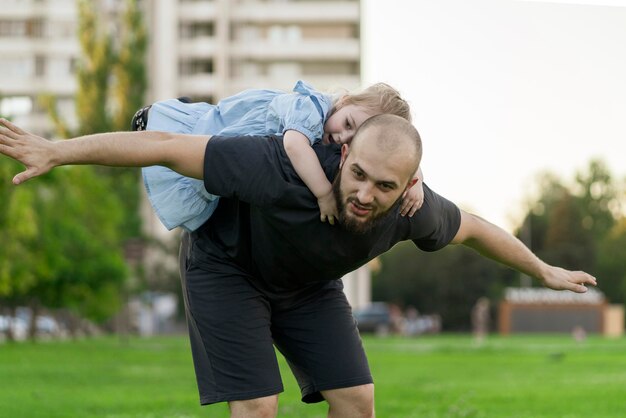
1;334;625;417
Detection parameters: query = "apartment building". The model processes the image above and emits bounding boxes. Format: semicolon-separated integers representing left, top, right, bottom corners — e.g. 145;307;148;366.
151;0;361;103
0;0;370;310
0;0;78;134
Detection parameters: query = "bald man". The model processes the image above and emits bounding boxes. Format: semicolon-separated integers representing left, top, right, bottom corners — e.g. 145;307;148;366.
0;115;596;418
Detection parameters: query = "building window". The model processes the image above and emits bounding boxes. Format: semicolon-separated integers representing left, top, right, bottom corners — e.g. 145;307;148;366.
0;20;27;37
180;59;214;75
27;18;45;38
35;55;46;77
0;96;33;118
0;57;34;77
180;21;215;39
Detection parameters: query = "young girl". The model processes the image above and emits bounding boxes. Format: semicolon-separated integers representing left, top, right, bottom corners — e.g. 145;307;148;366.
135;80;423;231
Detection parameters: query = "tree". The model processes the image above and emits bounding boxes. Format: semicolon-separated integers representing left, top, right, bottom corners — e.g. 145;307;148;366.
517;160;619;275
40;0;148;238
597;218;626;304
373;242;516;331
1;0;149;338
374;160;626;330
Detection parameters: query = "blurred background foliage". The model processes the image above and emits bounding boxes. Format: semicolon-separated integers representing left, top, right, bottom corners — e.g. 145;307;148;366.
0;0;146;339
1;0;625;338
374;159;626;330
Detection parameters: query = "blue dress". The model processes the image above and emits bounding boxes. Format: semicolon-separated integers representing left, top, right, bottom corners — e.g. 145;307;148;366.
143;80;333;231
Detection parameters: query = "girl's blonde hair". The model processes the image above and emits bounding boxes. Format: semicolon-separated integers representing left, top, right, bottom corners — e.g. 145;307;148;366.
334;83;412;123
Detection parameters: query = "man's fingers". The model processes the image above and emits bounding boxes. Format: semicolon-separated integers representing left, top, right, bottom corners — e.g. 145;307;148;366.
0;143;18;159
570;284;588;294
0;128;17;143
0;118;25;136
13;168;40;185
576;272;597;286
565;272;597;293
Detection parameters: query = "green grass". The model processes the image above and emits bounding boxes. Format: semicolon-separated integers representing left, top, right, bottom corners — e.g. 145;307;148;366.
1;334;625;417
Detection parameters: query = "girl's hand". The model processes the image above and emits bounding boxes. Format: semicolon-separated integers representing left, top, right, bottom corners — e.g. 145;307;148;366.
400;179;424;217
318;191;338;225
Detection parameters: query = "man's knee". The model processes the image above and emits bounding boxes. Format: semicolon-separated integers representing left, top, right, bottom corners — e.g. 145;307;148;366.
323;384;375;418
229;395;279;418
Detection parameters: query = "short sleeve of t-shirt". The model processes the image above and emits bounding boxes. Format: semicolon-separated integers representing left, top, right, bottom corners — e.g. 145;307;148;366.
409;184;462;252
202;134;312;208
268;80;333;145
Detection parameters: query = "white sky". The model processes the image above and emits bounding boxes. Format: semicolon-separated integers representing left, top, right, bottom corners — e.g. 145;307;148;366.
362;0;626;231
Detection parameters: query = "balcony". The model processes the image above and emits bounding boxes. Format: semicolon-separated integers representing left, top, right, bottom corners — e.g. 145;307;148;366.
227;74;361;95
230;1;359;23
0;76;76;96
230;38;359;60
0;37;78;55
178;36;218;58
0;0;76;19
178;73;218;96
178;1;219;21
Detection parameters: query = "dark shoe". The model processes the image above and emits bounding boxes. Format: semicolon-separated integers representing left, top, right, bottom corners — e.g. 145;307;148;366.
131;105;151;131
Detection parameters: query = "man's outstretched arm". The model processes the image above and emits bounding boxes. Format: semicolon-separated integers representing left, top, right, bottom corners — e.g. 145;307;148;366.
451;210;597;293
0;119;209;185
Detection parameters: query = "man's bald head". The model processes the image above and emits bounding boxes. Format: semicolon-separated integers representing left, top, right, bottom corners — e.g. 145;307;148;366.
349;114;422;181
334;114;423;233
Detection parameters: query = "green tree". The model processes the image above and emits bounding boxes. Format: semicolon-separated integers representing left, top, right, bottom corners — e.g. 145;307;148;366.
374;160;626;330
517;160;619;274
373;242;516;331
40;0;148;238
1;0;149;337
597;218;626;304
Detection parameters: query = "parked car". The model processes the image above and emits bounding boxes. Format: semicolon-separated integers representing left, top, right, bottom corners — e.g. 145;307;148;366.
353;302;392;335
0;315;28;340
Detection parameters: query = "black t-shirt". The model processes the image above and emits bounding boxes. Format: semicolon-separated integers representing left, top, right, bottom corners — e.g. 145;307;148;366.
192;134;461;291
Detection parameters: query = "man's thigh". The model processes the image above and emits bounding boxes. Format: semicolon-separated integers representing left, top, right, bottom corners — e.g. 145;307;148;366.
180;235;284;405
271;282;373;404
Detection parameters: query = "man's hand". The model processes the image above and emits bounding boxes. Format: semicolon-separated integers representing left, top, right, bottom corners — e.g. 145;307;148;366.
0;119;55;185
539;265;597;293
453;210;598;294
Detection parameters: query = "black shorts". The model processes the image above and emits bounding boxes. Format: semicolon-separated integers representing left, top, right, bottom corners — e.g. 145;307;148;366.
178;232;372;405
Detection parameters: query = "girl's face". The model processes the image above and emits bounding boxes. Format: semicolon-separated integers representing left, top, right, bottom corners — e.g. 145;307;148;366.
322;104;376;145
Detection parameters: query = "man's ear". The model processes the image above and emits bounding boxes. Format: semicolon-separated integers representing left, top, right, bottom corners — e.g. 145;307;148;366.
339;143;350;168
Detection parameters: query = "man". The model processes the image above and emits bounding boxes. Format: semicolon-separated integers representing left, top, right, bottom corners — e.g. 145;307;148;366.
0;115;596;418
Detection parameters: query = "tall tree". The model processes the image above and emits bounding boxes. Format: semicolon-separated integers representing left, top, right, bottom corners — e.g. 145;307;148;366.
373;242;516;331
1;0;150;336
112;0;148;132
40;0;148;237
597;218;626;304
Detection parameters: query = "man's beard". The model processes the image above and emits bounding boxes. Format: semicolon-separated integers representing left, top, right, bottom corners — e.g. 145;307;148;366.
332;171;402;234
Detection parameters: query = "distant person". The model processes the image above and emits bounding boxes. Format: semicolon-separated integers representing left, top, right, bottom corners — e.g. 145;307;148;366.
0;115;597;417
404;306;421;336
134;81;424;231
471;297;490;343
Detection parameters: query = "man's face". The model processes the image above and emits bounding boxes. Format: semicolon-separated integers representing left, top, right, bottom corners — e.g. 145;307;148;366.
333;136;416;233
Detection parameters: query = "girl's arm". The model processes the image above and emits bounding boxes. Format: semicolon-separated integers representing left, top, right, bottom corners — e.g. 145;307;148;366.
283;130;338;224
400;166;424;217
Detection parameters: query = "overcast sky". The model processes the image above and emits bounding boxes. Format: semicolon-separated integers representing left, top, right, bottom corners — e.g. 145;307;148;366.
362;0;626;231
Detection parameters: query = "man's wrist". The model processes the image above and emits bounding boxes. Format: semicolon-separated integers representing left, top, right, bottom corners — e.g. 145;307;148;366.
51;140;68;168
